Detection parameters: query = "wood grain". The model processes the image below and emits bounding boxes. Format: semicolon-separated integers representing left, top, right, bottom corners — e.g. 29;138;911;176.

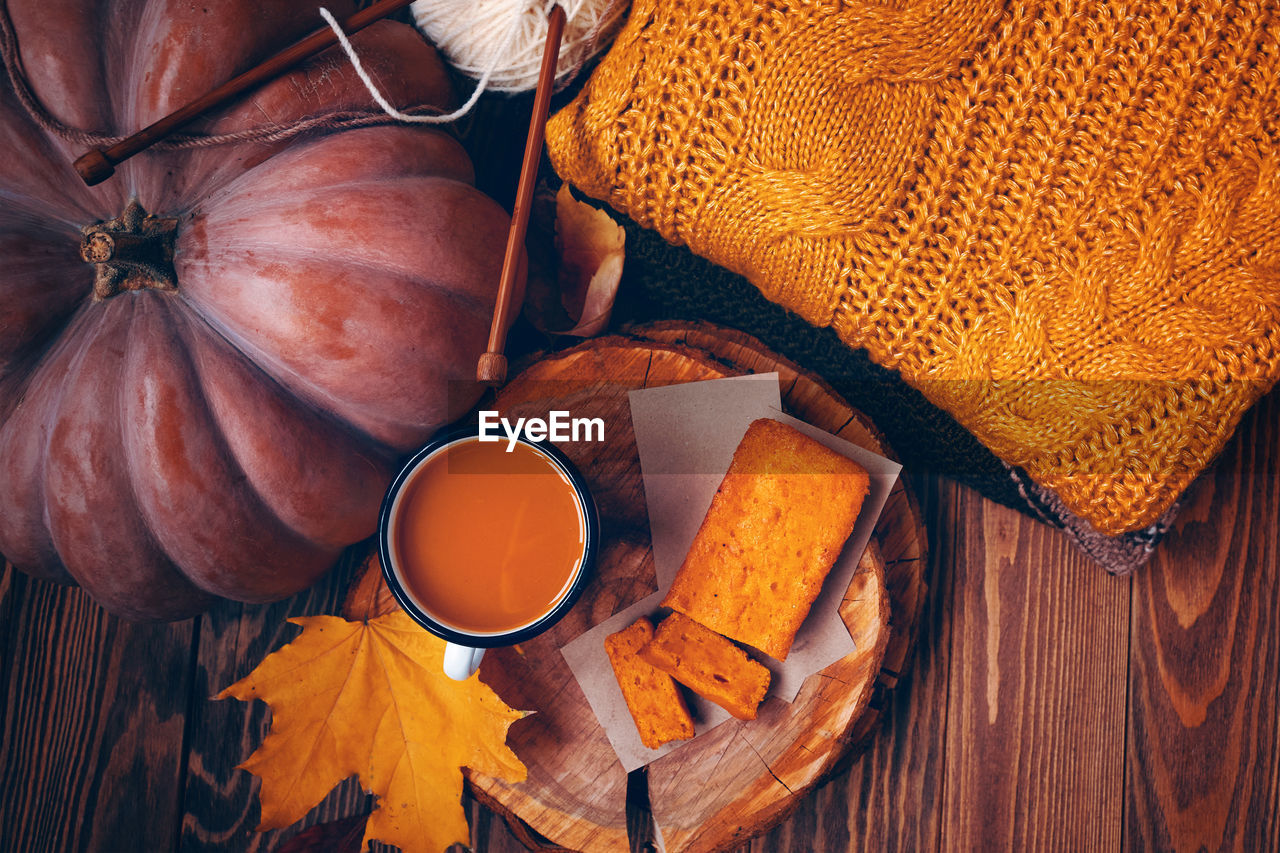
177;546;371;853
646;542;889;853
1126;391;1280;852
745;473;957;852
940;487;1130;852
2;367;1278;853
467;792;554;853
467;327;925;852
0;570;195;852
468;342;724;853
467;342;727;853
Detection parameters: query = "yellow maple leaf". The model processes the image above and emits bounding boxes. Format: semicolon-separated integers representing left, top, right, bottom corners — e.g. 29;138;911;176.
217;610;528;853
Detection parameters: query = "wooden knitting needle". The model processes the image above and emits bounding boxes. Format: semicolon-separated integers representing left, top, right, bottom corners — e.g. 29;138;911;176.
72;0;416;186
477;3;567;387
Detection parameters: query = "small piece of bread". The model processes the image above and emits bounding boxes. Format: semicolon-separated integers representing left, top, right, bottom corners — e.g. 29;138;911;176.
639;612;771;721
661;418;869;660
604;618;696;749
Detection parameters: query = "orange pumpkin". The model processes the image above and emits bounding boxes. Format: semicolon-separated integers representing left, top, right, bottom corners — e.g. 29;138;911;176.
0;0;511;619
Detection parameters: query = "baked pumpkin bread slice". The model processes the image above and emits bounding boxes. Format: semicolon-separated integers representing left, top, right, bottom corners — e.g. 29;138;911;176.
605;618;696;749
639;612;771;721
661;418;869;660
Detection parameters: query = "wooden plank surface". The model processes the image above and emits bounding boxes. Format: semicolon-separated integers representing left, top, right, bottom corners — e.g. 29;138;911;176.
1;390;1277;853
0;570;195;852
940;489;1130;852
1126;390;1280;852
478;330;914;853
747;473;955;852
177;547;371;853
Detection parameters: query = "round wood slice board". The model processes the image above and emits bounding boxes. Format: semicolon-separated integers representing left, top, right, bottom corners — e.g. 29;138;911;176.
350;322;927;853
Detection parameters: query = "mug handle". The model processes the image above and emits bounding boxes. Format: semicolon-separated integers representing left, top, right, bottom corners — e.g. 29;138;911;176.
444;643;485;681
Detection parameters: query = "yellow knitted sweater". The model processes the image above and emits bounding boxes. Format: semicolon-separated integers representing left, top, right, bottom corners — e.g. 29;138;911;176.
547;0;1280;534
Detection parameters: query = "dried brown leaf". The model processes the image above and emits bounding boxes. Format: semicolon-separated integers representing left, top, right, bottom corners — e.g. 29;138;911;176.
524;184;625;336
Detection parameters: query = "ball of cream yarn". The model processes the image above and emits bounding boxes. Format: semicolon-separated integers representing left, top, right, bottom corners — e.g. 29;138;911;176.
410;0;628;92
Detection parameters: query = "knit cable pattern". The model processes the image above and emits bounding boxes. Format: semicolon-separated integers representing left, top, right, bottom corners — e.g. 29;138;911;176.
546;0;1280;534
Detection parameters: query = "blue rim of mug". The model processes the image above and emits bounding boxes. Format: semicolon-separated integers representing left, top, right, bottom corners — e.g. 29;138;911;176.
377;424;599;649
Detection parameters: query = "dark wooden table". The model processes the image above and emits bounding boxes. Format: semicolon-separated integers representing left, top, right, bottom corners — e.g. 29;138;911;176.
3;381;1277;852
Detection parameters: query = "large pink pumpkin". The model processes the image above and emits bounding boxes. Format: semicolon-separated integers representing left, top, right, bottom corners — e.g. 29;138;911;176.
0;0;511;619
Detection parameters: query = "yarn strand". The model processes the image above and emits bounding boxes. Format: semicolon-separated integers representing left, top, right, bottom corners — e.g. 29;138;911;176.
0;0;448;149
319;3;536;124
411;0;626;92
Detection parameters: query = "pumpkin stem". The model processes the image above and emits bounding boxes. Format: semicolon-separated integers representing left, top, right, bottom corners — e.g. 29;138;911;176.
81;199;179;300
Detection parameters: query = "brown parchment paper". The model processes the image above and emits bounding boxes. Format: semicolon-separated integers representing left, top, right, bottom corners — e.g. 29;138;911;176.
560;374;901;771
